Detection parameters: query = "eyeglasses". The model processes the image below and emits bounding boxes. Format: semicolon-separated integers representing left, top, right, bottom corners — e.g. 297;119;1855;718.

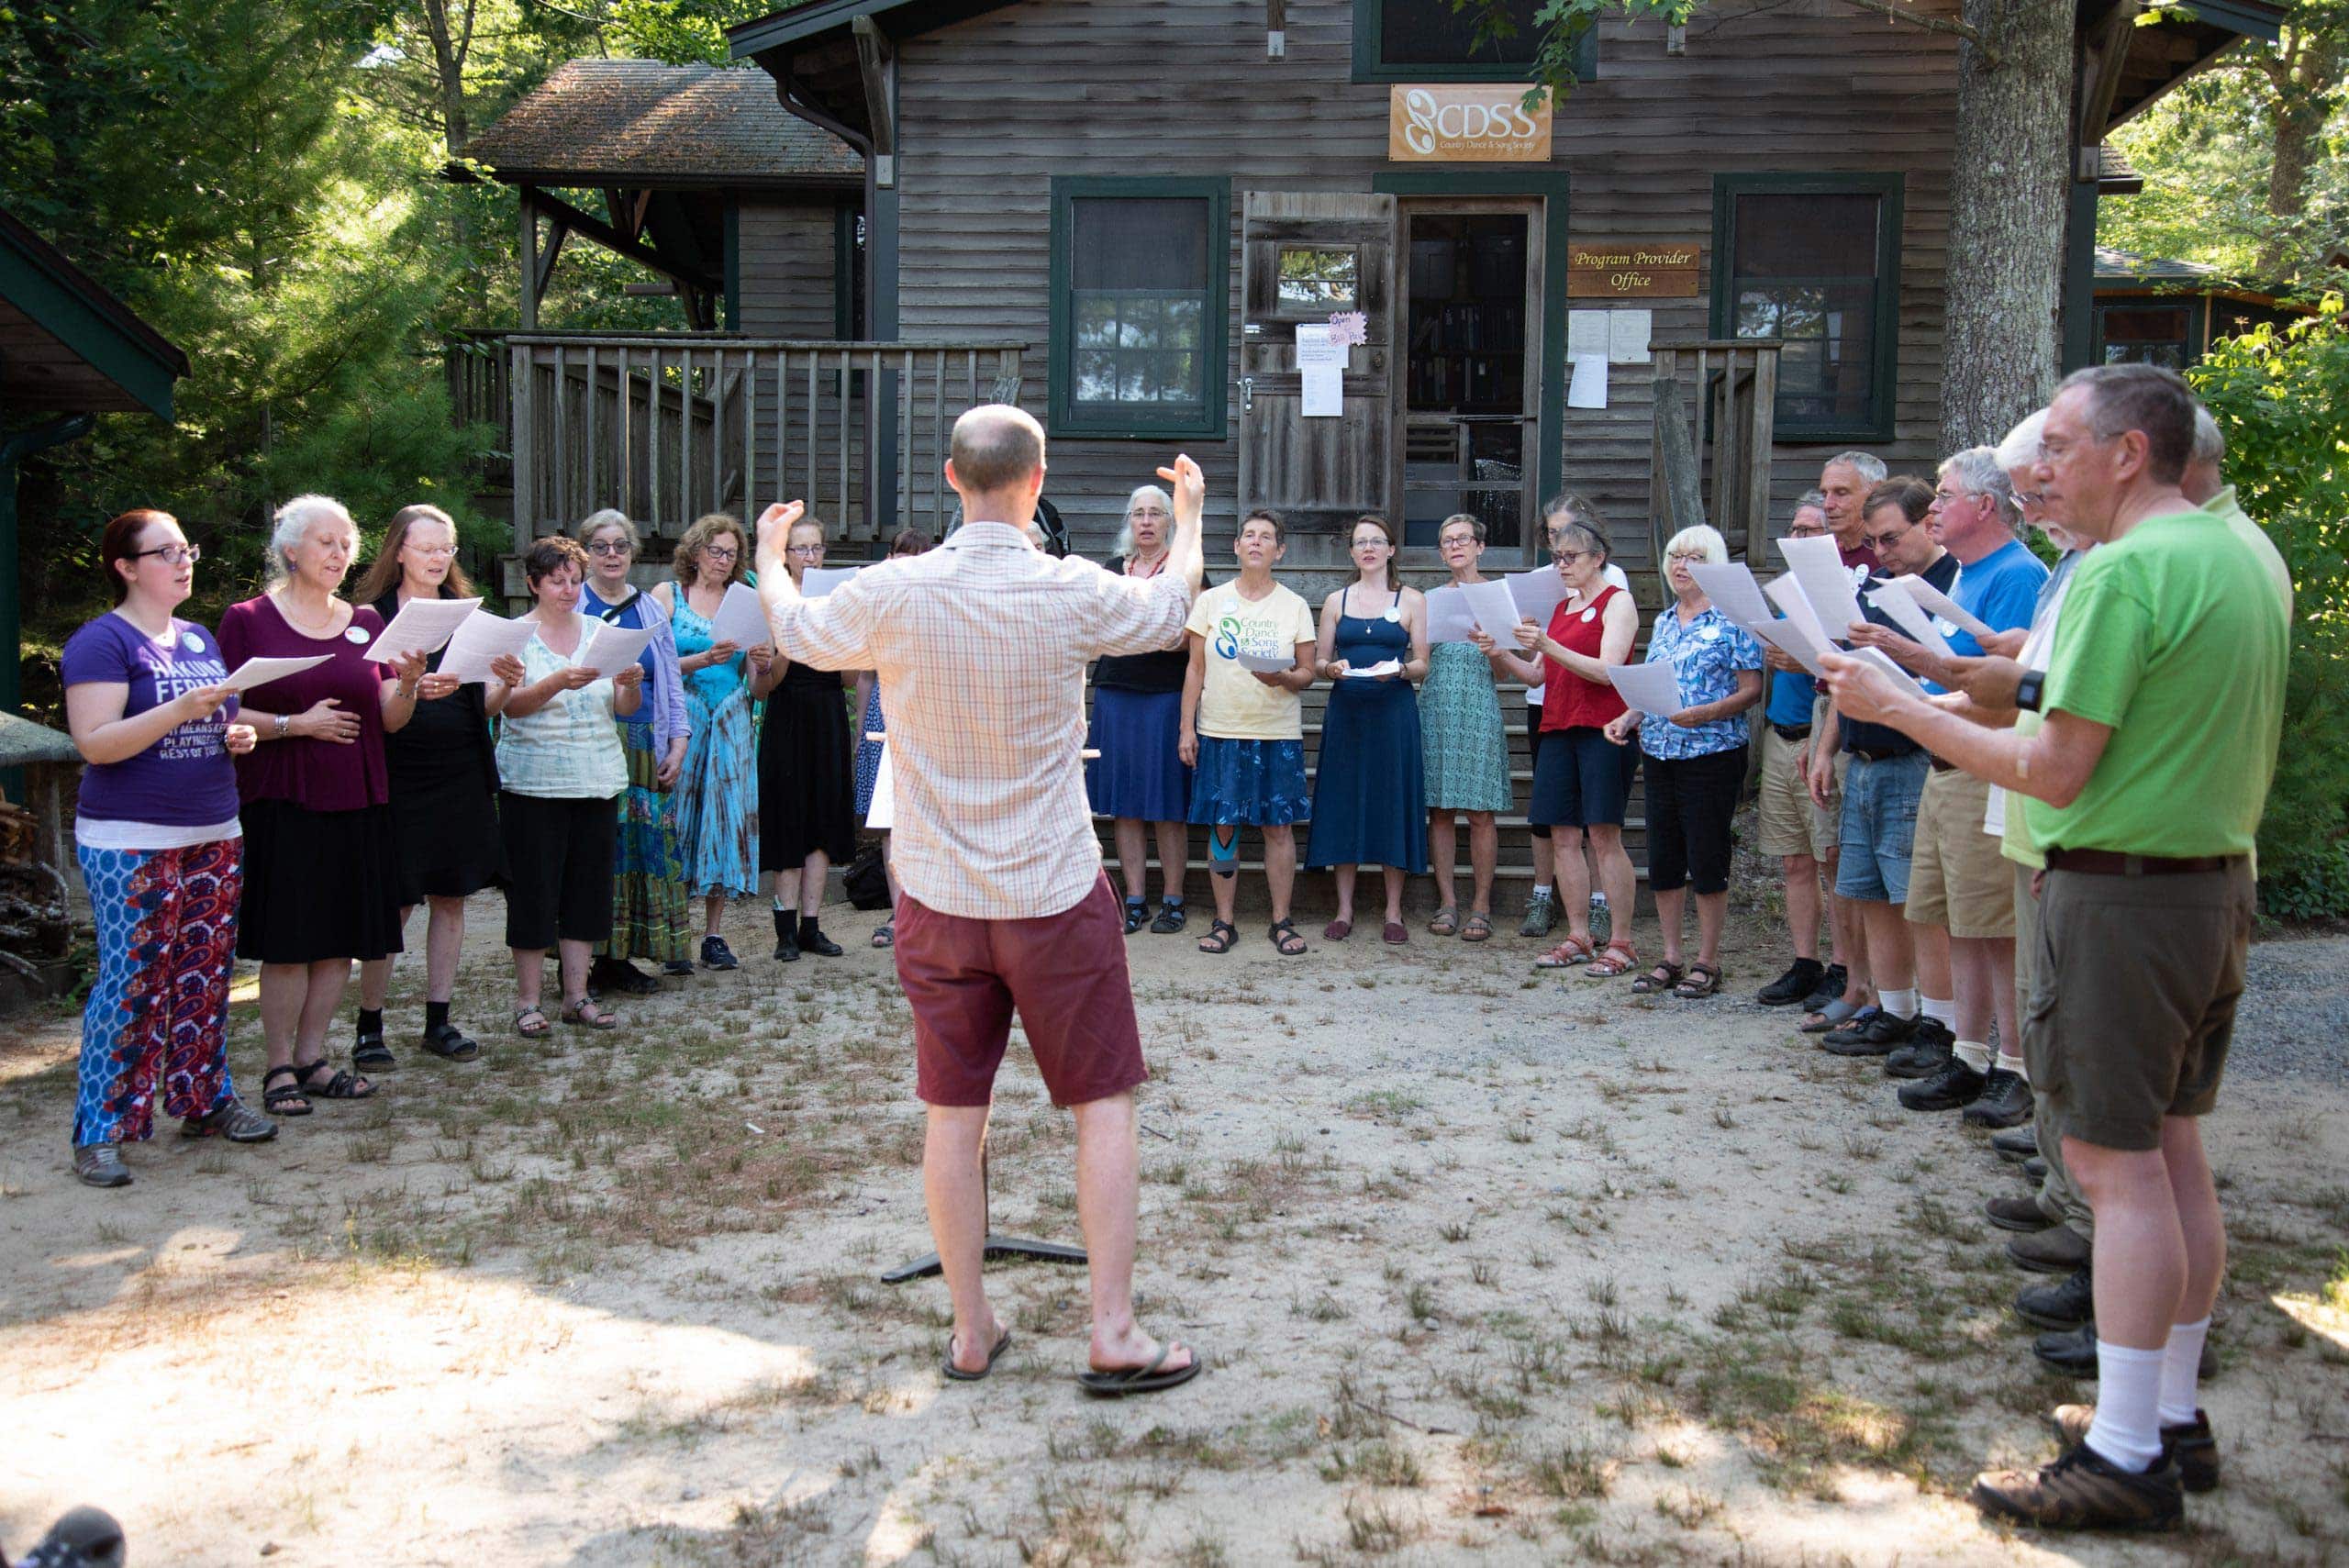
2011;488;2047;509
132;543;201;565
787;544;826;559
587;539;634;556
701;545;740;560
1552;549;1593;565
1666;549;1709;563
406;542;456;558
1787;524;1828;538
1862;523;1914;551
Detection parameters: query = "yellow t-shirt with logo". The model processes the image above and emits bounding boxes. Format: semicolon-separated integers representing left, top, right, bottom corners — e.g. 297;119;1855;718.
1186;579;1319;741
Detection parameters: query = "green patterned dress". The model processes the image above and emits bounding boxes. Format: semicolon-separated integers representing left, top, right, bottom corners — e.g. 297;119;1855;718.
1419;639;1513;813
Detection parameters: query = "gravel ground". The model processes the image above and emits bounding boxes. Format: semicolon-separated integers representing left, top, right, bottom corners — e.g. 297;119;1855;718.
2231;932;2349;1084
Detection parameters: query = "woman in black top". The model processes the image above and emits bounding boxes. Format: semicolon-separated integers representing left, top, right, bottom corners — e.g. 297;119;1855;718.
1087;484;1196;933
351;504;511;1066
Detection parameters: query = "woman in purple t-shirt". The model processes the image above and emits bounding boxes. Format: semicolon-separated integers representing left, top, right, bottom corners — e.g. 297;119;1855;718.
217;495;429;1119
61;510;273;1188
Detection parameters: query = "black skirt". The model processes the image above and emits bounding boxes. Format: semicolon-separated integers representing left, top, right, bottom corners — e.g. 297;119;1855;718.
758;672;858;871
385;717;506;904
234;797;406;963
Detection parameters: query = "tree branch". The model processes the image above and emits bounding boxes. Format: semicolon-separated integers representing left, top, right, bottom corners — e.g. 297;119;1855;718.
1834;0;1985;50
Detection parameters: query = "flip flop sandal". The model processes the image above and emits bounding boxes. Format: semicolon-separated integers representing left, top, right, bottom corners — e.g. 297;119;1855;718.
1078;1344;1203;1398
351;1029;395;1074
1150;902;1188;934
1535;937;1596;969
1461;913;1493;942
872;921;895;949
421;1021;480;1062
1799;1000;1868;1035
941;1327;1012;1382
260;1063;313;1118
294;1059;375;1101
1674;962;1723;998
1269;917;1308;956
1629;962;1687;995
1197;918;1239;954
514;1006;551;1039
562;999;620;1030
1428;906;1459;936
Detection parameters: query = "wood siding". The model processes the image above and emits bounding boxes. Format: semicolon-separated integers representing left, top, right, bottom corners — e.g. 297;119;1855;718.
881;0;1961;579
736;196;840;339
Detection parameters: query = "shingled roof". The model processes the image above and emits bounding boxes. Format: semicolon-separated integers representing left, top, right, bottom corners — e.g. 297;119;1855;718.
462;60;861;189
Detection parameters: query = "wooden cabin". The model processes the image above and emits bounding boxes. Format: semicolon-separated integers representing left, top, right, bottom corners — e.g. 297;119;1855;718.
2092;247;2314;369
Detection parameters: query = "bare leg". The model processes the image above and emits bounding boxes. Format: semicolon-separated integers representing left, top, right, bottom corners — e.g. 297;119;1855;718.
1693;889;1727;969
1427;809;1456;911
1653;887;1687;967
512;949;546;1013
424;895;465;1004
1782;854;1821;961
2067;1140;2187;1351
1152;819;1188;906
1073;1092;1193;1374
1949;934;1999;1045
293;959;349;1068
1332;863;1357;927
1466;811;1497;920
1586;824;1635;924
924;1102;1003;1373
799;851;829;917
556;938;594;1010
1264;825;1297;926
703;894;727;939
1379;864;1404;926
2158;1117;2227;1326
1551;832;1593;948
1911;917;1953;1004
1859;900;1914;993
1831;882;1872;1002
258;962;310;1075
356;905;416;1012
1111;817;1148;903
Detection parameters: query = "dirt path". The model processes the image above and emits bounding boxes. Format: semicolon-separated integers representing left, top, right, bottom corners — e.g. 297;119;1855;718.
4;894;2344;1566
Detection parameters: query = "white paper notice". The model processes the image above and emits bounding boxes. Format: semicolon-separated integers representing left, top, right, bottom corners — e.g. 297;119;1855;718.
1236;648;1297;674
1887;574;1995;640
865;742;895;829
1566;352;1609;410
1567;309;1609;360
361;596;480;664
1424;584;1481;644
1608;309;1653;365
576;623;655;679
1848;644;1928;700
1342;661;1401;679
1297;324;1343;419
1608;659;1687;718
1777;534;1868;640
438;612;537;683
224;654;330;693
1686;562;1776;631
1866;583;1956;659
1505;568;1570;627
1461;579;1526;643
710;582;772;648
799;565;861;599
1765;573;1835;652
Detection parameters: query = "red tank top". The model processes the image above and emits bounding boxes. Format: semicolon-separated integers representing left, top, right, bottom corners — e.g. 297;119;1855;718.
1540;584;1629;733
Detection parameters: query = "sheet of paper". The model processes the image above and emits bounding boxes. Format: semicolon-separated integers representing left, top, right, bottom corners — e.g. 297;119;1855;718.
1848;644;1928;700
1886;574;1995;639
1865;583;1956;658
1342;661;1401;679
1236;648;1297;674
1505;568;1569;627
1297;325;1344;418
1424;584;1480;644
361;596;480;664
1765;572;1835;651
799;565;861;599
865;742;894;830
224;654;330;693
438;611;537;683
1747;615;1831;679
1567;309;1609;360
1607;659;1686;718
1566;352;1609;410
1460;578;1525;643
1777;534;1868;641
576;623;655;679
710;582;772;648
1686;562;1776;631
1608;309;1653;364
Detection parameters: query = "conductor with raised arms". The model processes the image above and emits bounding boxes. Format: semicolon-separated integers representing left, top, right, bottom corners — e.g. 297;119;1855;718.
756;404;1206;1396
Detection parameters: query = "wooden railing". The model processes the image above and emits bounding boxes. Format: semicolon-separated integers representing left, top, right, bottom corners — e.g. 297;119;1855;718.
495;333;1026;550
1647;339;1780;566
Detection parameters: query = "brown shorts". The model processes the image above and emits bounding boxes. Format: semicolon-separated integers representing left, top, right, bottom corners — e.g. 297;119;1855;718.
2023;861;2253;1152
1904;768;2013;938
895;872;1149;1108
1757;724;1836;861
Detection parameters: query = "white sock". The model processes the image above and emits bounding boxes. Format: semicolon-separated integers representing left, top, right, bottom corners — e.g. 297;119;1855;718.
1531;883;1553;898
2084;1340;2168;1472
1591;893;1609;908
1954;1039;1992;1073
2158;1318;2210;1427
1920;995;1955;1028
1998;1049;2027;1078
1879;986;1918;1019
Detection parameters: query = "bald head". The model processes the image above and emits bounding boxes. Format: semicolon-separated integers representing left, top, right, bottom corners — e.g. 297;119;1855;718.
949;404;1046;495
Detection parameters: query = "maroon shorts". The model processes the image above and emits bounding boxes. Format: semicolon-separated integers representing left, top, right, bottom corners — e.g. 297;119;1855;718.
895;872;1149;1107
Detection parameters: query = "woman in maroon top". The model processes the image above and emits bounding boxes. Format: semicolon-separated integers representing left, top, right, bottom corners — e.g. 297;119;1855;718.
1479;512;1641;975
218;495;429;1118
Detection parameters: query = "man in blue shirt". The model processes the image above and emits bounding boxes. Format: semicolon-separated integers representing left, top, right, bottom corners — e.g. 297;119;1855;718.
1754;494;1844;1007
1848;449;2048;1124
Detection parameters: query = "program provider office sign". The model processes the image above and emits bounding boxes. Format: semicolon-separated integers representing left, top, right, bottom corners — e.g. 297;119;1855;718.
1388;85;1552;162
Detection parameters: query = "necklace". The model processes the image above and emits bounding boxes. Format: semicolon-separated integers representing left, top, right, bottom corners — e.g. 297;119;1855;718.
274;590;340;636
1127;551;1167;580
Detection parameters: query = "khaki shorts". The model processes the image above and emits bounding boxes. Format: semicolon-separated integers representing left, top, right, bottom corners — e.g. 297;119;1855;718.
1757;723;1836;860
1904;767;2013;937
2023;861;2253;1152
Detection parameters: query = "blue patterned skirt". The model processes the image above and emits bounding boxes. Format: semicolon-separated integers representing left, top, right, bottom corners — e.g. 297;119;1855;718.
1187;737;1311;827
1087;687;1191;821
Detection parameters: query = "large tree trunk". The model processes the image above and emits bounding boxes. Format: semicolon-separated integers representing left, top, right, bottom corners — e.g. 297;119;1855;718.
1940;0;2076;453
2256;23;2348;281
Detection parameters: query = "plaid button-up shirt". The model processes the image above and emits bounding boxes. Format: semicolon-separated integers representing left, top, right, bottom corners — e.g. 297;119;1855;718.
767;522;1195;919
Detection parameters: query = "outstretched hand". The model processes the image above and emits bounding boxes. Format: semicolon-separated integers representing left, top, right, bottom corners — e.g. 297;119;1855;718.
1818;650;1905;727
1154;454;1206;529
755;501;807;566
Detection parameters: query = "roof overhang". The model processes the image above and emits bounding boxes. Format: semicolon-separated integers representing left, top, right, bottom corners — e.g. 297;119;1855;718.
445;163;861;195
0;208;189;420
729;0;1022;142
2090;0;2287;136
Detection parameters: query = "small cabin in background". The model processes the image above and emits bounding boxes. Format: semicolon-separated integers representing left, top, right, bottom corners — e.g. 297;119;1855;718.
2092;247;2315;369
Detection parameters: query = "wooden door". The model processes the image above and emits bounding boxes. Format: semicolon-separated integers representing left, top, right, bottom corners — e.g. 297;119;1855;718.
1237;192;1397;559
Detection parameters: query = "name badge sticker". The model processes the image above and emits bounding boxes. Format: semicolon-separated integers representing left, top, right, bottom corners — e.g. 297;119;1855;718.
1382;606;1402;623
345;627;370;644
1699;624;1721;642
181;631;204;652
1580;607;1598;624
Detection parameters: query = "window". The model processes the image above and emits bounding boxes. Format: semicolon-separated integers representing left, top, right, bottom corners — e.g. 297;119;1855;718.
1353;0;1597;83
1049;176;1230;439
1275;247;1359;315
2096;303;2194;369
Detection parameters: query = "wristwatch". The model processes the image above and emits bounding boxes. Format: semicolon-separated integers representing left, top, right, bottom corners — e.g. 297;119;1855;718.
2014;669;2045;713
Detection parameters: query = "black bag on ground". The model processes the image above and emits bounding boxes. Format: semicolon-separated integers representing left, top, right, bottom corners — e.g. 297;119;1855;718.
843;842;891;909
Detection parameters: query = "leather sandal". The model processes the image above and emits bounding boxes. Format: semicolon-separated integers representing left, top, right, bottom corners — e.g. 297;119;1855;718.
1197;918;1238;954
421;1021;480;1062
1535;936;1596;969
1630;961;1687;995
1583;941;1638;978
1269;917;1308;956
562;998;620;1030
261;1063;312;1118
1461;912;1493;942
1428;906;1459;936
1673;962;1723;998
294;1058;375;1101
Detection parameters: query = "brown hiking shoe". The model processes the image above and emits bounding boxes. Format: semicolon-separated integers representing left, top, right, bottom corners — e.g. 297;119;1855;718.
1971;1442;2182;1531
2051;1406;2220;1494
2007;1222;2090;1273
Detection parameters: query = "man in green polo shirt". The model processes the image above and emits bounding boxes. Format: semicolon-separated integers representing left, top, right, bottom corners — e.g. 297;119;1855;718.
1817;363;2288;1531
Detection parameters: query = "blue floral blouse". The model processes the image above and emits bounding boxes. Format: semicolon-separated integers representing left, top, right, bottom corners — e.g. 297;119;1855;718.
1637;603;1762;762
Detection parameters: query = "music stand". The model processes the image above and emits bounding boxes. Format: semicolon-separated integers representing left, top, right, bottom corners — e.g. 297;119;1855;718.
880;1150;1087;1283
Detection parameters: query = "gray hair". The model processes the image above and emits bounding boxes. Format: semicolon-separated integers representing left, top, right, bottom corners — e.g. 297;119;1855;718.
1663;523;1730;567
575;507;639;553
2056;362;2198;484
1112;484;1173;560
1940;446;2021;535
1825;451;1887;485
267;494;358;586
1994;408;2049;473
2191;406;2225;466
1793;489;1828;520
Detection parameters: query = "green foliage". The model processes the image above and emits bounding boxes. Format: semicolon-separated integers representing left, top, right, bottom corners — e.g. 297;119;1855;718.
2191;303;2349;916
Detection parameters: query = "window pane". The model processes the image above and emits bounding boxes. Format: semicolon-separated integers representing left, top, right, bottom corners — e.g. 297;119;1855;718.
1072;198;1208;292
1735;278;1875;424
1732;193;1881;279
2101;306;2189;342
1075;295;1118;350
1381;0;1542;66
1277;247;1359;310
1076;350;1119;405
1163;295;1202;349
